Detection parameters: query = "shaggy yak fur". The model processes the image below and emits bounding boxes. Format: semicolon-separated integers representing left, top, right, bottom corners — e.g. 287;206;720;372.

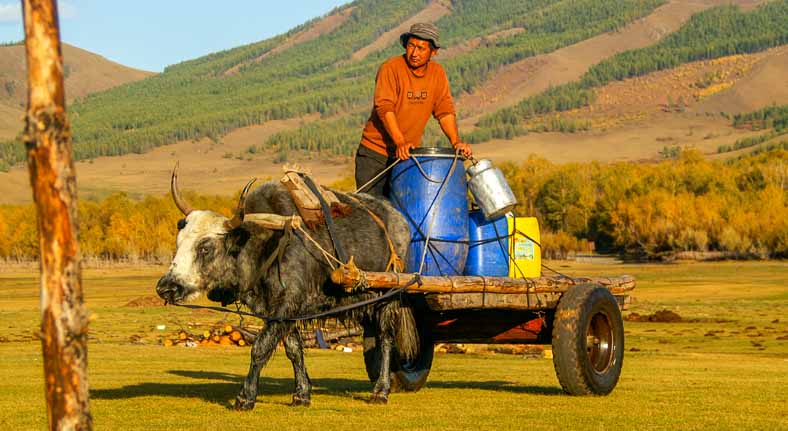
156;179;418;410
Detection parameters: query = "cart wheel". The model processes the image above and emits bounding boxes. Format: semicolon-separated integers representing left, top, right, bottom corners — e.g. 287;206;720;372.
363;303;433;392
552;283;624;396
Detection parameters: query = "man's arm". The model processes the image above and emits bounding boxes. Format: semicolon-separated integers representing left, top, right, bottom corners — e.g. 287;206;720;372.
382;111;412;160
373;62;412;160
438;113;472;158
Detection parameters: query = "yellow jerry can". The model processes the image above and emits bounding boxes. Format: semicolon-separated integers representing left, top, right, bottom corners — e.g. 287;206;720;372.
507;216;541;278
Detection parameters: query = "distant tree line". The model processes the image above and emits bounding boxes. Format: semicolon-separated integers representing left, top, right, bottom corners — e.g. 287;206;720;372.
1;148;785;262
718;105;788;153
467;83;595;143
500;149;787;259
732;104;788;131
0;192;236;262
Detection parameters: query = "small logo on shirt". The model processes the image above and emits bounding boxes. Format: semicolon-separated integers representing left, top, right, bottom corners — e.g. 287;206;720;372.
407;91;428;101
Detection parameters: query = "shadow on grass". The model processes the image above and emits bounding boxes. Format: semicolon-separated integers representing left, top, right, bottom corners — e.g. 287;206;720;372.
91;370;371;409
91;370;562;409
427;380;564;395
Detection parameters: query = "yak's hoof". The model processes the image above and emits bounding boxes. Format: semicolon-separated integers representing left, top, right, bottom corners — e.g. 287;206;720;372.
368;393;389;405
290;394;311;407
234;396;256;411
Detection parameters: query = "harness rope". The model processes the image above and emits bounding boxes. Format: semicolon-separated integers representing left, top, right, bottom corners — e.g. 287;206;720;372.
417;151;460;274
355;159;401;193
174;275;421;323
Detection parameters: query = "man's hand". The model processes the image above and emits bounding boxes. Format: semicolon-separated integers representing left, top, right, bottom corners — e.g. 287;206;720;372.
454;141;472;158
396;142;413;160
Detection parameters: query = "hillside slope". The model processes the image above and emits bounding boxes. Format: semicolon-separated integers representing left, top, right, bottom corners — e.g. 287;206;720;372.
457;0;769;123
4;0;664;167
694;46;788;114
0;43;154;138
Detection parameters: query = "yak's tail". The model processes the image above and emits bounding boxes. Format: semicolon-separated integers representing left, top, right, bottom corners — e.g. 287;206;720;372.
380;298;420;360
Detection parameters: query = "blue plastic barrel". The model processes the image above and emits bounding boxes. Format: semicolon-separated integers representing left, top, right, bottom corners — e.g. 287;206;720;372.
463;210;509;276
390;147;468;276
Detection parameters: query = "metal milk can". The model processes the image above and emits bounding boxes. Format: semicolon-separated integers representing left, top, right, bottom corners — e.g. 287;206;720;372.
466;159;517;220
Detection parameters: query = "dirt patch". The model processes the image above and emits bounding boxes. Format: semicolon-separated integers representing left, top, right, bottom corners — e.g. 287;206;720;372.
125;296;165;307
625;309;683;322
0;103;22;140
349;0;452;62
223;7;355;76
441;28;525;61
470;113;763;165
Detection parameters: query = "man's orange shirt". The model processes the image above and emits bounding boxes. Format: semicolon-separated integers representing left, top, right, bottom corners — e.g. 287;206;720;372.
360;55;456;157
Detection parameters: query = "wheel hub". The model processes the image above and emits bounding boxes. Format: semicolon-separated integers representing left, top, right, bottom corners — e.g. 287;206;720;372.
586;311;614;373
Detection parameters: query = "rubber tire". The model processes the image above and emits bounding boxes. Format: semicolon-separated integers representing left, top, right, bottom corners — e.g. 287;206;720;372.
552;284;624;396
363;305;434;392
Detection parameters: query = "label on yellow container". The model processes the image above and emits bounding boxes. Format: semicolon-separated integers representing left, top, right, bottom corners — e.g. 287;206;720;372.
513;237;535;261
508;216;541;278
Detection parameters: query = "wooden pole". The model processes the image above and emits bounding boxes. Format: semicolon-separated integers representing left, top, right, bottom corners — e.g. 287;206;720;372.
331;263;636;295
22;1;92;429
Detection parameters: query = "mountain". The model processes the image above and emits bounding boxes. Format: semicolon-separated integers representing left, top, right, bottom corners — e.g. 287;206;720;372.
0;0;786;204
0;42;154;139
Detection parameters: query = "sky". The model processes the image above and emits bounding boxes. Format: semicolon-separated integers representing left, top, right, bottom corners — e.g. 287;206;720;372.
0;0;350;72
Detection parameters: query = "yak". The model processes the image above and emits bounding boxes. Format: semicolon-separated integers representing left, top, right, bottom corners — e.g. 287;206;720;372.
155;167;419;410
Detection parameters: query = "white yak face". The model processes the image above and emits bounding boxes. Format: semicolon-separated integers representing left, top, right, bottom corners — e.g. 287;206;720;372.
156;210;232;303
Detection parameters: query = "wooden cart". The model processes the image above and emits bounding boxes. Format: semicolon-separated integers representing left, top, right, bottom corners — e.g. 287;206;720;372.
331;264;635;396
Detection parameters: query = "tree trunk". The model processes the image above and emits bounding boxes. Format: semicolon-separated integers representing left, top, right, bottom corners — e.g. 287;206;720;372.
22;0;92;429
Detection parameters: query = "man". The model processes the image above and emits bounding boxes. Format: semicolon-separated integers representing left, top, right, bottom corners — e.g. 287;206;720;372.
355;22;472;197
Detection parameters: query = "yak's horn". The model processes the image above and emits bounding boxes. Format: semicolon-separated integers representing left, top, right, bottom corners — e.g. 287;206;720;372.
224;178;257;230
171;162;194;216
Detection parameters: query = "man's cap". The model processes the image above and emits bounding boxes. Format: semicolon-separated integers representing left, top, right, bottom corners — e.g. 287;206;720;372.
400;22;441;49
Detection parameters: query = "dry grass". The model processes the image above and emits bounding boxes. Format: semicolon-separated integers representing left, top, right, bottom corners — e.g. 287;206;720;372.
0;261;786;430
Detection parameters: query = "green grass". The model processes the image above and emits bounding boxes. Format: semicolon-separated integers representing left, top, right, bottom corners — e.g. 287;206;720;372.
0;261;786;430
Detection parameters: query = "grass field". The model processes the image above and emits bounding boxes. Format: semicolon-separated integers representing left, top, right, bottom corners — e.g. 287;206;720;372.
0;261;786;430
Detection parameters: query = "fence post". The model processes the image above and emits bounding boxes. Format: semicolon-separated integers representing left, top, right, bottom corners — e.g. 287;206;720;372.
22;0;92;429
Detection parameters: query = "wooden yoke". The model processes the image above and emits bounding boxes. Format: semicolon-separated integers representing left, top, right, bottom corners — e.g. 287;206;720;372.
280;171;351;229
244;213;303;230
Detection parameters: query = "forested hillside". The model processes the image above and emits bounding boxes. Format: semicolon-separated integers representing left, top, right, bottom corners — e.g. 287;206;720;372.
0;0;667;170
469;1;788;142
256;0;788;155
0;43;154;169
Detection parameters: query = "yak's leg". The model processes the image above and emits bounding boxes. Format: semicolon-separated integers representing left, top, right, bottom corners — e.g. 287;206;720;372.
283;328;311;406
235;322;290;411
369;330;394;404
